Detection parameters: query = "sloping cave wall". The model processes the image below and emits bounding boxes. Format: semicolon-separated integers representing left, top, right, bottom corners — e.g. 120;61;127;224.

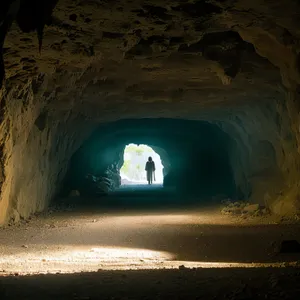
0;76;95;224
218;102;299;212
0;1;300;223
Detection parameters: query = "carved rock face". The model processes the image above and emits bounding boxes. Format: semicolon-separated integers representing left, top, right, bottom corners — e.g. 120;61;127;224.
0;0;299;223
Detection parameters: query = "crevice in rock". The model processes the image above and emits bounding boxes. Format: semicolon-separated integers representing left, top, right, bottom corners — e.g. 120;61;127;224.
34;111;47;131
171;1;222;18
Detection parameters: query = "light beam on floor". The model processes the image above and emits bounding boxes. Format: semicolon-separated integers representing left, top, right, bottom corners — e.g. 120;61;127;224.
0;244;298;276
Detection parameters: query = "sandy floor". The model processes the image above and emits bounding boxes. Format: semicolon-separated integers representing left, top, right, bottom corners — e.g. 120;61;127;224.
0;186;300;299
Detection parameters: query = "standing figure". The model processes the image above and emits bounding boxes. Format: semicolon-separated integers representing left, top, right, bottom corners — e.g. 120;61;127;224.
145;156;155;185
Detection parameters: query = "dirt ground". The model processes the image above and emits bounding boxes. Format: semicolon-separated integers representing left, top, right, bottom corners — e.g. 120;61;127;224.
0;186;300;299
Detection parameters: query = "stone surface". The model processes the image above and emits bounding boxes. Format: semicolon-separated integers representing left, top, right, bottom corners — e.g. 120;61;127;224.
0;0;300;223
10;209;20;224
221;201;268;217
243;204;260;213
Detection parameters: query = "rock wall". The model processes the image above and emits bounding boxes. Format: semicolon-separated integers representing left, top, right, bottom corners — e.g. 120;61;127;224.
0;76;95;224
215;104;285;204
0;82;298;224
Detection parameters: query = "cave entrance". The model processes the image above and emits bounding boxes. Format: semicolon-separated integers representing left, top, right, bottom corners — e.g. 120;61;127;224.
120;143;164;185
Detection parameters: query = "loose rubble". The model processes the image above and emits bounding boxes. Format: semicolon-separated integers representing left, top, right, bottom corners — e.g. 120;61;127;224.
221;199;269;218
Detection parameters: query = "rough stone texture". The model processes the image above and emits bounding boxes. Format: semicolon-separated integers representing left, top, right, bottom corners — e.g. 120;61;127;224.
0;74;95;224
221;200;268;218
0;0;300;223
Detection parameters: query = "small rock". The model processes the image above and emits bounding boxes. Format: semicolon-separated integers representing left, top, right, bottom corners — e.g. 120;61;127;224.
179;265;186;270
243;204;260;213
11;209;20;223
22;244;28;248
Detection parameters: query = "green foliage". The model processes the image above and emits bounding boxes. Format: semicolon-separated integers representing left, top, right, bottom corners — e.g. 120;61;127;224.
121;160;130;173
136;149;143;156
125;144;151;155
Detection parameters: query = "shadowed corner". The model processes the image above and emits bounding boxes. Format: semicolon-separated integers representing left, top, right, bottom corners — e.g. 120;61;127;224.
0;267;300;300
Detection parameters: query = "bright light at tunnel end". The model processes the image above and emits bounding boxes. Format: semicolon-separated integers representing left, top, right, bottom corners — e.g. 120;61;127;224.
120;143;164;185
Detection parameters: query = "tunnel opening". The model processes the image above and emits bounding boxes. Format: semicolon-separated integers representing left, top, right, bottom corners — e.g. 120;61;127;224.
120;143;164;186
60;118;238;207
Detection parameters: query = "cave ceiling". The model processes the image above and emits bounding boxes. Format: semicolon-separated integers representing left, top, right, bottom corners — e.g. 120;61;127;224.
1;0;300;121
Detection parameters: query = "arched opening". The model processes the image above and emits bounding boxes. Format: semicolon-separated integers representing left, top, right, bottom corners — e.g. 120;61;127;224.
120;143;164;185
59;119;237;203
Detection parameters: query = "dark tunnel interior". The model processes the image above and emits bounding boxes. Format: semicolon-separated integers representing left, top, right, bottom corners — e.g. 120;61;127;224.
61;118;238;203
1;1;300;297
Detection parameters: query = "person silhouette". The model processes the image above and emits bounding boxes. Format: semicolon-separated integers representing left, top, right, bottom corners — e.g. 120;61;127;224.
145;156;155;185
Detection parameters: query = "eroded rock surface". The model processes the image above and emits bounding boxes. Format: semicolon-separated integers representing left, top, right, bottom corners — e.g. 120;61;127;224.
0;0;300;223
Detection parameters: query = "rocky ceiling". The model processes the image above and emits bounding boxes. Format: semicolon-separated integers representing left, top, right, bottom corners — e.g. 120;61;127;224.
0;0;300;224
2;0;298;118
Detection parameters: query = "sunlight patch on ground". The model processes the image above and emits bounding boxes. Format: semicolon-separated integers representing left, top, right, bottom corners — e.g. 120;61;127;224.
0;245;297;276
0;208;299;276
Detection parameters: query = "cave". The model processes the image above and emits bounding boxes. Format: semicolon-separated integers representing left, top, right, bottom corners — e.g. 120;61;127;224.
62;118;237;202
0;0;300;298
